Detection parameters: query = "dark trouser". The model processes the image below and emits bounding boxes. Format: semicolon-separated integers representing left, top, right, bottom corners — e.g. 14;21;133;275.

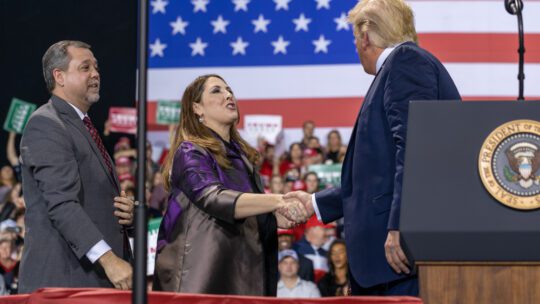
349;272;419;296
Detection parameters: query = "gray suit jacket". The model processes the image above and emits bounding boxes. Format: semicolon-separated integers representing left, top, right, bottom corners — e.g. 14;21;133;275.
19;95;128;293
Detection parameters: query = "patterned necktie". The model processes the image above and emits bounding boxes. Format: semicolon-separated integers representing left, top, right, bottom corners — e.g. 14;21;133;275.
83;116;113;174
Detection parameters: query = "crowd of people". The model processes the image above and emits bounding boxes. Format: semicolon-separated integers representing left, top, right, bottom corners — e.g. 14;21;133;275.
0;118;350;297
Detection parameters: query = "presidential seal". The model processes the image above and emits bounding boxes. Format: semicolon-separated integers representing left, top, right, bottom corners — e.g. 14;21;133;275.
479;120;540;210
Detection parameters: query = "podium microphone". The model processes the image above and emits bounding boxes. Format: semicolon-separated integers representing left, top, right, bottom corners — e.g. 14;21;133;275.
504;0;525;100
505;0;523;15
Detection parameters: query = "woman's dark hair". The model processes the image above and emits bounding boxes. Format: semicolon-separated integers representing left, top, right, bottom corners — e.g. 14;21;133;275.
327;239;347;276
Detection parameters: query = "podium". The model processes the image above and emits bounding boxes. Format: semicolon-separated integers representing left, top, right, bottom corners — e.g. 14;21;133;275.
400;101;540;303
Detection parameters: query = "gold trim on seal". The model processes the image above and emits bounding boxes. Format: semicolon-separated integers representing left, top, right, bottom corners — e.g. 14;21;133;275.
478;119;540;210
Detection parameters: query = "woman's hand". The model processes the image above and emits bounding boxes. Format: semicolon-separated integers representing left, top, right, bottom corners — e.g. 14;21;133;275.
274;211;296;229
276;196;309;223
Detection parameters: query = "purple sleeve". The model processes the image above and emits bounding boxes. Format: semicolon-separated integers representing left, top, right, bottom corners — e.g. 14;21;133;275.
171;142;242;224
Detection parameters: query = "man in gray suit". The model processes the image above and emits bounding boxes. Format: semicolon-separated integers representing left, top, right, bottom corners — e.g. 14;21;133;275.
19;40;134;292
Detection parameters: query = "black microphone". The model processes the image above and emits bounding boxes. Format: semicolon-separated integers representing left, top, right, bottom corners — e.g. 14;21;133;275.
505;0;523;15
504;0;526;100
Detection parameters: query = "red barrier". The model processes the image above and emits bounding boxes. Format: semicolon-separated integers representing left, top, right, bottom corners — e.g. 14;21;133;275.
0;288;423;304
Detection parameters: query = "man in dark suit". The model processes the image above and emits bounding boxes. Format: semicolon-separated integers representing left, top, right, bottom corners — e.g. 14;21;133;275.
19;40;134;293
286;0;461;296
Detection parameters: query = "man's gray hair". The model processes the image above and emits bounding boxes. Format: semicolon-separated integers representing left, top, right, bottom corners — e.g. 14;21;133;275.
42;40;91;93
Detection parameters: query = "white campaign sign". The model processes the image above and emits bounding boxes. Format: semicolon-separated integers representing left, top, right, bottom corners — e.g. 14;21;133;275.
244;115;283;146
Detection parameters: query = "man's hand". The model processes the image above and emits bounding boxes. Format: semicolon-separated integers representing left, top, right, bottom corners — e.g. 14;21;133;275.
384;230;410;274
98;250;133;290
283;191;315;219
114;191;134;226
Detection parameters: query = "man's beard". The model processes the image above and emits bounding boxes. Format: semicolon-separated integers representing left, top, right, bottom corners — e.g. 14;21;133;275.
87;93;100;103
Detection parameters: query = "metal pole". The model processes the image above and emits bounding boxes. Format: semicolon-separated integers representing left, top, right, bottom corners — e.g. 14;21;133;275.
516;2;525;100
505;0;525;100
134;0;148;302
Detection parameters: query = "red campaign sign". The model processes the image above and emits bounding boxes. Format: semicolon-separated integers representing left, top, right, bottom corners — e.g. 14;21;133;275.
109;107;137;134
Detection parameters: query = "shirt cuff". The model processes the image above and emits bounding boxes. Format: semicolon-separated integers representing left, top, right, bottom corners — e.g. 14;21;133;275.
86;240;111;264
312;193;323;222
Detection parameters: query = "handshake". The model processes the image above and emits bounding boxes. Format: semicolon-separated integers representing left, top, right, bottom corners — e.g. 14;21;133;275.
274;191;315;229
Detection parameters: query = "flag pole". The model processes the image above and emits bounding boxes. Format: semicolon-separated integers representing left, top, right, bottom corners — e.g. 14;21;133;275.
134;0;148;302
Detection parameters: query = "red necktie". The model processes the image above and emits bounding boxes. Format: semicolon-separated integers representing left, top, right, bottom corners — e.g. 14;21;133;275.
83;116;113;174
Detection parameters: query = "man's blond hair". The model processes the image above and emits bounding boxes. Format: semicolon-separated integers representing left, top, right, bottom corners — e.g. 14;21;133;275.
348;0;418;48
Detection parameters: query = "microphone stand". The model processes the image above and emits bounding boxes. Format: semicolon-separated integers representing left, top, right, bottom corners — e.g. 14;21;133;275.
505;0;525;101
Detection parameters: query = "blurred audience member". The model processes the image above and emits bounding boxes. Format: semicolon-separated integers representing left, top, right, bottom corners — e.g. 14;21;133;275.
278;229;314;282
269;175;285;195
149;172;168;214
113;137;135;158
307;136;321;149
145;140;160;185
0;232;19;294
277;249;320;298
259;144;279;187
279;143;303;176
0;167;16;189
116;156;133;176
300;121;315;150
303;148;324;168
325;130;347;164
318;239;350;297
304;172;320;194
283;168;305;194
293;217;329;283
322;222;338;252
6;132;21;183
0;187;15;222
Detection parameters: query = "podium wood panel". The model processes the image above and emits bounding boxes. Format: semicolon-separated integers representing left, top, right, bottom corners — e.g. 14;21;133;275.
418;262;540;304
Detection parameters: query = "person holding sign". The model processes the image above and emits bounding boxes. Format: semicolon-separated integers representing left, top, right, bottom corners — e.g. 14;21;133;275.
285;0;461;296
19;41;134;292
153;74;309;296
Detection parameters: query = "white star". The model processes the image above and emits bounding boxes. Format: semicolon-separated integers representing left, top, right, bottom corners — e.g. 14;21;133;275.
192;0;209;13
312;35;331;54
151;0;168;14
189;37;208;56
211;15;230;34
271;36;290;55
149;38;167;57
274;0;291;11
232;0;250;12
230;37;249;55
292;13;311;32
334;12;349;31
170;16;189;35
252;14;271;33
315;0;331;10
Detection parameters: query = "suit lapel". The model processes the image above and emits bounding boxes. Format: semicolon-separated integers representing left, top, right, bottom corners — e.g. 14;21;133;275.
240;154;264;193
51;97;119;191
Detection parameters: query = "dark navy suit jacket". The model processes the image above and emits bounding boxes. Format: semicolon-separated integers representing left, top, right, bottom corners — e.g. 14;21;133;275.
315;42;461;288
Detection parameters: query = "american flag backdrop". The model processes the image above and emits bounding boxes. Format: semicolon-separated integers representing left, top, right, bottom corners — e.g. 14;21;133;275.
146;0;540;149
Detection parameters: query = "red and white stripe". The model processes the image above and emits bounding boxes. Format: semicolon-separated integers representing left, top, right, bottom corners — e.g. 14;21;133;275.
147;0;540;148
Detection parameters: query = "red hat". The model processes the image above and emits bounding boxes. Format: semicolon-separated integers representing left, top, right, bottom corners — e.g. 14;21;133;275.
116;156;132;166
305;215;325;230
114;137;131;151
277;229;294;236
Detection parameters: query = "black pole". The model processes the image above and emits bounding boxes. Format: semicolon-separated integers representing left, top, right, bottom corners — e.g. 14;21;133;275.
517;5;525;100
134;0;148;302
505;0;525;100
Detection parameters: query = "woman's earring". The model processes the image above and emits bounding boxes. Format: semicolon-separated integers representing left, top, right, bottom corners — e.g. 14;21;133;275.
198;116;204;123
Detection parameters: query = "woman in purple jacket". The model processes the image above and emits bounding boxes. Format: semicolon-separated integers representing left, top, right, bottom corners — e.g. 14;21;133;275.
153;74;307;296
